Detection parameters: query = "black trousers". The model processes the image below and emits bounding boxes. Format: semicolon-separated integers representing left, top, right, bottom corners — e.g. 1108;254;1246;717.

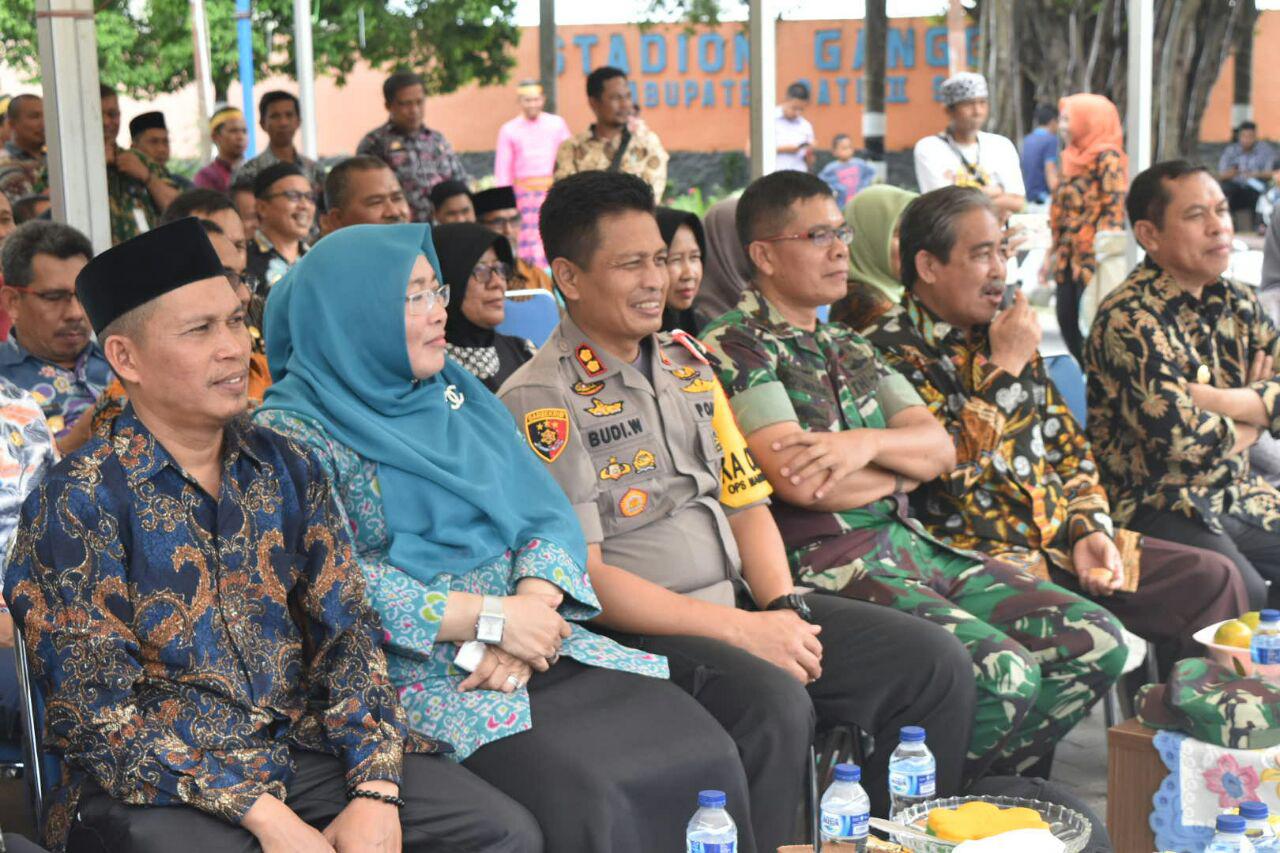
463;659;751;853
1128;507;1280;610
1222;178;1263;215
606;593;977;853
1055;275;1086;365
66;750;542;853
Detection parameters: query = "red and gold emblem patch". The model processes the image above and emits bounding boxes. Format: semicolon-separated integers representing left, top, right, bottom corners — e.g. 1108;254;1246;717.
618;487;649;517
576;344;606;377
523;408;570;463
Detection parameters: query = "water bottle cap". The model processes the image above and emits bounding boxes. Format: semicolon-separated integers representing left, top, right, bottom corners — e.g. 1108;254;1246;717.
1261;609;1280;623
1239;800;1270;820
1216;813;1246;833
698;790;727;808
900;725;926;742
834;762;861;782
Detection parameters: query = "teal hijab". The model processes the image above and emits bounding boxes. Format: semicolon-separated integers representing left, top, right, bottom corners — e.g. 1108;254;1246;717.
259;223;586;583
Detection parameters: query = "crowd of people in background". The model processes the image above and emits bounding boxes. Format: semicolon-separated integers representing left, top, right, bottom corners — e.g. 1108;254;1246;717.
0;61;1272;853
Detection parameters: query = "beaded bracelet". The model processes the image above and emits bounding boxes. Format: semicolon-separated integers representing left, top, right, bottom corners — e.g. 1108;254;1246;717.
347;787;405;809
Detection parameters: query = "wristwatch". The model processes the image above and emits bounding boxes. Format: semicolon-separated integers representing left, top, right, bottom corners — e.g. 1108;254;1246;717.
765;592;813;622
475;595;506;644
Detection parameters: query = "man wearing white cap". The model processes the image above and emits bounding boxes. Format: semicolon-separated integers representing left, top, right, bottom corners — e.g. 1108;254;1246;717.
913;72;1025;217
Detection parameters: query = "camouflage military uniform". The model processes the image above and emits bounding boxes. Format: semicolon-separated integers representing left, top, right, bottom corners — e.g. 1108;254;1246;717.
0;141;44;203
106;145;161;245
702;289;1126;776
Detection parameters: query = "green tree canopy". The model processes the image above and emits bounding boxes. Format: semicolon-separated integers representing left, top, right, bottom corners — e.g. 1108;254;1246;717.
0;0;519;101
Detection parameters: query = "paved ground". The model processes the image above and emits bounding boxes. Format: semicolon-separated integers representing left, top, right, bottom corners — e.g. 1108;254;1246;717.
1053;701;1110;819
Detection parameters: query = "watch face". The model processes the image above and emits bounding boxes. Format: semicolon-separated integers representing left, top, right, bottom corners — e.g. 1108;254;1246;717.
477;614;503;643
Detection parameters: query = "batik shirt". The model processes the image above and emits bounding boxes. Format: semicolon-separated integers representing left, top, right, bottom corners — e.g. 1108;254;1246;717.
865;294;1113;578
1049;149;1127;289
0;378;57;584
356;122;468;223
701;289;977;591
554;123;669;202
231;148;326;201
0;336;111;439
246;230;309;293
4;408;437;851
254;409;668;761
0;142;44;203
1086;257;1280;533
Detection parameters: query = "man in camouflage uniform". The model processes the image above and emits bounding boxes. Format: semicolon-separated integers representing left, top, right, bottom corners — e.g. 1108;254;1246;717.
100;86;177;245
864;186;1248;672
701;170;1126;778
0;95;45;204
498;171;978;848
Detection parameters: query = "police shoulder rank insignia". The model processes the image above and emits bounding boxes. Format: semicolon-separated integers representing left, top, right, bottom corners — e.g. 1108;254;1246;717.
524;408;570;463
598;455;633;481
576;344;606;377
584;398;623;417
670;330;710;365
632;449;656;472
572;380;606;396
619;487;649;517
681;378;715;394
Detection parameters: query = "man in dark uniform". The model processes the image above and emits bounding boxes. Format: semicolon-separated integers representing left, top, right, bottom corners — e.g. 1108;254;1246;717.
498;170;978;852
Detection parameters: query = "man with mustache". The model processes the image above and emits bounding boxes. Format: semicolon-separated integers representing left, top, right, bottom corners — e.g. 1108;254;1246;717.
1087;160;1280;610
0;221;110;453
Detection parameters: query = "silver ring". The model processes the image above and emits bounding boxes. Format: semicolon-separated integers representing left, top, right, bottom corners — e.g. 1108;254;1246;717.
547;652;560;666
505;674;520;688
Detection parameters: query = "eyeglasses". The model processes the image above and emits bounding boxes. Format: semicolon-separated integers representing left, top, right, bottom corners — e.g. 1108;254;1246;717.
5;285;79;305
483;214;522;229
756;224;854;249
264;189;314;205
472;262;512;285
406;285;450;315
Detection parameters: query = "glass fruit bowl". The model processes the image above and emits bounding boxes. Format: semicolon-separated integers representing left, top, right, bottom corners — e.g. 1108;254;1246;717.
888;795;1093;853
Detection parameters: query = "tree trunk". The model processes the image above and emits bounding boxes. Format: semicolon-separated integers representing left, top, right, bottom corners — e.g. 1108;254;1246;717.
1232;0;1259;125
979;0;1018;140
863;0;887;160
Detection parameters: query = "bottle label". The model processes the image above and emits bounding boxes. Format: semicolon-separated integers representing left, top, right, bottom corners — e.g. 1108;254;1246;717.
889;770;936;797
1253;642;1280;664
821;810;870;840
687;843;736;853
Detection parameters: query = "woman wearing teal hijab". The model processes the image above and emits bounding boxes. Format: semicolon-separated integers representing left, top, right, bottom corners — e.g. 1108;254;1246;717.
255;224;752;852
830;184;918;331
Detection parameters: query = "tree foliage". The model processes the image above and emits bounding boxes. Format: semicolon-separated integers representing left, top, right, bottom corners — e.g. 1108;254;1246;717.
0;0;520;101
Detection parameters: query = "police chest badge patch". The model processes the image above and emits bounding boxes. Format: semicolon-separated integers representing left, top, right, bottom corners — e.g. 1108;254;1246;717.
524;408;570;463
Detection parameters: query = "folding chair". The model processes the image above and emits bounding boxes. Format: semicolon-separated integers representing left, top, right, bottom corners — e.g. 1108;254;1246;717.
13;627;54;828
495;288;561;348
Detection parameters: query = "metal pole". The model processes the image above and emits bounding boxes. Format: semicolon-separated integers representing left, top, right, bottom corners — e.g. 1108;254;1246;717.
749;0;776;179
539;0;557;115
190;0;216;161
864;0;887;169
947;0;967;76
1126;0;1154;269
35;0;111;254
293;0;318;159
237;0;257;155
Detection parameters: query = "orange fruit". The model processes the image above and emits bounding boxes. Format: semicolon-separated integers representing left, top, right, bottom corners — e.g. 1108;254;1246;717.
1215;619;1254;649
1241;611;1262;632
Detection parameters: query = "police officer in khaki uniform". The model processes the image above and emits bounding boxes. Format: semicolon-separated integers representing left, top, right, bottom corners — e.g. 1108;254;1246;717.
497;171;978;850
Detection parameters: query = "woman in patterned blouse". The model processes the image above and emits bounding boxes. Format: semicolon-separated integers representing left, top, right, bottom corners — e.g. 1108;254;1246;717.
256;223;753;853
1044;94;1128;363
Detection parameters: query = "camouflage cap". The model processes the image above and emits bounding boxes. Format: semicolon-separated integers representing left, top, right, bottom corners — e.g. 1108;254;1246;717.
1137;657;1280;749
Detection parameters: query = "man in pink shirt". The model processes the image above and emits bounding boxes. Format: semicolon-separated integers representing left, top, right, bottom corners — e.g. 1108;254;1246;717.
494;81;569;268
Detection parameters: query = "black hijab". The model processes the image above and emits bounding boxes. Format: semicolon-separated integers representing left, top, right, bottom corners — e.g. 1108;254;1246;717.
434;222;515;347
655;207;708;334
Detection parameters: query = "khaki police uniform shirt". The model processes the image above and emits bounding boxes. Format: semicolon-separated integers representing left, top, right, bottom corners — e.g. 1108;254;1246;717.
497;315;771;607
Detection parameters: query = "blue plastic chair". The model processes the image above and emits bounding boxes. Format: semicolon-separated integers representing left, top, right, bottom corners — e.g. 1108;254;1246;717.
816;304;831;323
495;289;561;348
1044;354;1088;425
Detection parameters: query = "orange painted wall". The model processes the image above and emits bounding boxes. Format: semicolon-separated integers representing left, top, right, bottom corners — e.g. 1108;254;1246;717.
1200;10;1280;142
306;17;978;156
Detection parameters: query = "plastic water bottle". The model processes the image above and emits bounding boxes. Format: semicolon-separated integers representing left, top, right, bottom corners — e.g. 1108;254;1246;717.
888;725;937;817
1241;801;1279;852
820;762;870;850
686;789;737;853
1252;609;1280;665
1207;813;1257;852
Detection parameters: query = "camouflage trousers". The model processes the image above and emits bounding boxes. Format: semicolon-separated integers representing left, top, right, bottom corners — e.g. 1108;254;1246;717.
798;518;1127;780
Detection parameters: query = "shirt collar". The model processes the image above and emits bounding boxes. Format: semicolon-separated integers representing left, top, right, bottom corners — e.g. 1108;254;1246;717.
901;292;969;349
0;333;102;371
112;405;263;489
1140;256;1230;312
